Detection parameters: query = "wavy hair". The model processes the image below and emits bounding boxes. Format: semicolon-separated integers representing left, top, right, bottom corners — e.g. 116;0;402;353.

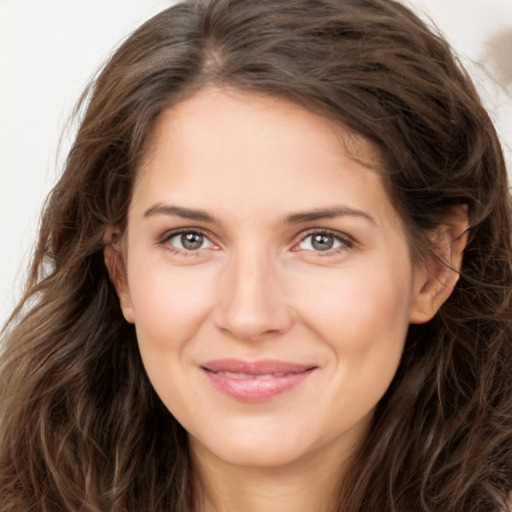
1;0;511;510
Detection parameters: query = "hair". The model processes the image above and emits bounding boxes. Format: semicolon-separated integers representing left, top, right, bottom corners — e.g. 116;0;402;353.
1;0;511;510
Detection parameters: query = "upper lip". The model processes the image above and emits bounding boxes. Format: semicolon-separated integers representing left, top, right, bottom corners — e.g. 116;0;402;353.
201;358;317;375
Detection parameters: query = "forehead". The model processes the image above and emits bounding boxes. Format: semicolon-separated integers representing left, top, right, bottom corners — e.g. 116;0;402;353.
131;87;398;229
142;87;384;171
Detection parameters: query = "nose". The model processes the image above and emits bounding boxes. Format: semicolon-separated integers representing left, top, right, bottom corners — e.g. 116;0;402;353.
212;248;294;341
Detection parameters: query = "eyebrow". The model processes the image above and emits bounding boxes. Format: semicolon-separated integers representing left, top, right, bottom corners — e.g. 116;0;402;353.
143;203;375;226
285;207;375;225
143;204;215;222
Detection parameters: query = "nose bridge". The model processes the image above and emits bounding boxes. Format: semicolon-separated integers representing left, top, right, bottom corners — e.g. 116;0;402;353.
213;242;292;340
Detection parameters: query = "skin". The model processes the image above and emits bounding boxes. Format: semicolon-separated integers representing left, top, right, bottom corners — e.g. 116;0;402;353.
107;87;466;512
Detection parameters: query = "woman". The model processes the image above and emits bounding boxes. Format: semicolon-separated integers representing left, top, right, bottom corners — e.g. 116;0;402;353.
1;0;511;510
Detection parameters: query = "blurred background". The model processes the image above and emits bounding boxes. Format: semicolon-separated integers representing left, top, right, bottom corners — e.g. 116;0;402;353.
1;0;511;326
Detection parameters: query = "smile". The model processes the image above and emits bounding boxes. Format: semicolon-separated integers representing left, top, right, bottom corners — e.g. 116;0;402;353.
200;359;317;402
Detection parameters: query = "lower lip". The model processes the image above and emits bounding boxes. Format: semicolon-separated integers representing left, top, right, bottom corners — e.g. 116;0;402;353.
202;369;314;402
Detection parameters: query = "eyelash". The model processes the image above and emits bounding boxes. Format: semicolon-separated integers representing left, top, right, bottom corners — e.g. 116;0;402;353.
157;228;355;257
293;228;355;256
158;228;217;257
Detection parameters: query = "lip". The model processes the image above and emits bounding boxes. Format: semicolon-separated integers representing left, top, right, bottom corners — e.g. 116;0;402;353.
200;359;317;402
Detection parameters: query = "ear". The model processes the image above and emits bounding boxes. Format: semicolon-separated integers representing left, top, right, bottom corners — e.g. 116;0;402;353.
103;227;135;324
409;205;469;324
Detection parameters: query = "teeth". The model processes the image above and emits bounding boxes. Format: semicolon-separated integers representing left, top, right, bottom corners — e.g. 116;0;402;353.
216;371;288;379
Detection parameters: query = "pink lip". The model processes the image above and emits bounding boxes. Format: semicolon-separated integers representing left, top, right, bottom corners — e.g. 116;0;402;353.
200;359;317;402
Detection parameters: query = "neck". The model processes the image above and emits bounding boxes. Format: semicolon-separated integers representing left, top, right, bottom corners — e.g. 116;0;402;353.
190;440;352;512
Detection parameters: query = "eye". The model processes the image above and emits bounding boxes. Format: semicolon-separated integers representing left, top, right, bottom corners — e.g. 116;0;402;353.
165;230;215;252
296;230;352;253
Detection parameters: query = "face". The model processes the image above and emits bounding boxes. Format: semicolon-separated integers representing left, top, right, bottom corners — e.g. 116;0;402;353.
112;88;434;471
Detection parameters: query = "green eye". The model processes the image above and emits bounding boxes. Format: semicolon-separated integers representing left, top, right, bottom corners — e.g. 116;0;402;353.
298;232;348;252
310;234;335;251
181;232;204;250
168;231;214;251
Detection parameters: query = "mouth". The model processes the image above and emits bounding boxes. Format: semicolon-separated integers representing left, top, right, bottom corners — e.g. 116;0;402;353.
200;359;317;402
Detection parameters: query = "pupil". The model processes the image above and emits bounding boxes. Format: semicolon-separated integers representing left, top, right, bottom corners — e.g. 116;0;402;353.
312;234;334;251
181;232;203;250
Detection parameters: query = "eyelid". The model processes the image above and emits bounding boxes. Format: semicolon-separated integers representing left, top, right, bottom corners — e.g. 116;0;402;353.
156;226;355;256
159;226;212;242
292;228;355;253
157;227;219;253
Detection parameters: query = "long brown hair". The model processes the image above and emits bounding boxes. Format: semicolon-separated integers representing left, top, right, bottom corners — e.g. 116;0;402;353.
1;1;511;510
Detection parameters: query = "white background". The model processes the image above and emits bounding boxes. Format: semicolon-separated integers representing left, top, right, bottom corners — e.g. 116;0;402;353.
1;0;511;326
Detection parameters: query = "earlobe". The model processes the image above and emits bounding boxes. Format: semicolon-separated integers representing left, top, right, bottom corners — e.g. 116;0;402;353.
103;229;135;324
409;206;469;324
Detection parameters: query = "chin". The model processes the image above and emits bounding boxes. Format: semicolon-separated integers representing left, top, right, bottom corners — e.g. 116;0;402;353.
190;423;319;469
208;444;309;469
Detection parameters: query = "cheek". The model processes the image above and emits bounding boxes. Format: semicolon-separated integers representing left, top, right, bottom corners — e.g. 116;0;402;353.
294;262;413;367
125;263;217;414
127;261;216;351
297;264;413;426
